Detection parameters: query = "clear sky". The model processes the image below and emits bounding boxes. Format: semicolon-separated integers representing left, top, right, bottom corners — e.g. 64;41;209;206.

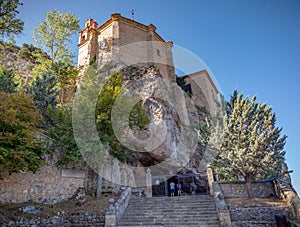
14;0;300;194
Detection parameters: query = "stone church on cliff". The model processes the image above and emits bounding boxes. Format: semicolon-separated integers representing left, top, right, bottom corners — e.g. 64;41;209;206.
77;13;219;115
76;13;222;198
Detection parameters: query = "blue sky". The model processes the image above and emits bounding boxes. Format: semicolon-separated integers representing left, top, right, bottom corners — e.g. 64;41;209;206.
14;0;300;193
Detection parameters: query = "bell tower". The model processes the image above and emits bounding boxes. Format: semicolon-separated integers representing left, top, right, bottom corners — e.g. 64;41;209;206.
78;18;98;68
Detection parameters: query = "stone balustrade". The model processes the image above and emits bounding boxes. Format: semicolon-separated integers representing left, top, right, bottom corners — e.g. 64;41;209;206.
105;187;132;227
207;164;232;227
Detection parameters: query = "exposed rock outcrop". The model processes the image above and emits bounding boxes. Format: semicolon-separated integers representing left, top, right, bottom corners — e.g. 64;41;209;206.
0;42;34;79
116;66;200;178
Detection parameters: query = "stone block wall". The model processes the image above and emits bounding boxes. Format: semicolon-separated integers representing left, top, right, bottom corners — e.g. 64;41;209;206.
230;207;285;227
105;187;132;227
0;164;85;204
1;213;105;226
219;180;275;198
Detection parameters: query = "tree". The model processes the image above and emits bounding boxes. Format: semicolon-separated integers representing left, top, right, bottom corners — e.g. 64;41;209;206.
26;70;59;129
0;67;18;93
214;90;286;197
51;61;79;103
0;91;44;176
31;10;80;103
47;104;81;167
32;9;80;65
0;0;24;40
95;72;150;162
17;43;50;64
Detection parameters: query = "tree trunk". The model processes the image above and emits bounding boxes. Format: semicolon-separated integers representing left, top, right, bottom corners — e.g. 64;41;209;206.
96;169;102;198
245;176;253;198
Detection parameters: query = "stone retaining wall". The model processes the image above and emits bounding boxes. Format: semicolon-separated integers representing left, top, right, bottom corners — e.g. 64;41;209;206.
230;207;285;227
1;213;105;227
105;187;132;227
219;180;275;198
0;164;85;204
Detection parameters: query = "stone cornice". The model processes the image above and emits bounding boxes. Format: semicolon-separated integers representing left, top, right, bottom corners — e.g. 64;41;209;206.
98;13;166;43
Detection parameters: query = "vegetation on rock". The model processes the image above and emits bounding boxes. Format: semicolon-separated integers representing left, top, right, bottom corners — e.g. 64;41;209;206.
47;104;81;167
95;72;150;163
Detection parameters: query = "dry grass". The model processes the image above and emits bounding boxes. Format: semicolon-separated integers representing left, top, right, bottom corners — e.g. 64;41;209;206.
0;193;118;221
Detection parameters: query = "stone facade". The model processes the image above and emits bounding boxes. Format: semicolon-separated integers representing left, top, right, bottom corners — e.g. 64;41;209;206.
219;180;276;198
0;155;85;204
183;70;219;115
78;14;175;81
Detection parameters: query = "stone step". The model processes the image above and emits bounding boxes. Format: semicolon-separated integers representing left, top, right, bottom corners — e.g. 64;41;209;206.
118;225;163;227
124;208;218;213
118;220;221;226
132;195;214;198
117;195;220;227
130;196;214;201
128;200;216;204
120;218;219;223
127;205;216;208
128;200;216;205
127;205;216;212
127;202;216;206
123;210;217;217
123;214;218;220
119;217;220;223
127;201;216;206
118;225;220;227
128;201;215;204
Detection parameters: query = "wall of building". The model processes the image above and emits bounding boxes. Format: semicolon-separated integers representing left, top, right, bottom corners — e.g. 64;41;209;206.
78;14;175;81
119;21;149;46
97;23;114;65
185;70;218;115
0;157;86;204
78;41;90;67
219;180;275;198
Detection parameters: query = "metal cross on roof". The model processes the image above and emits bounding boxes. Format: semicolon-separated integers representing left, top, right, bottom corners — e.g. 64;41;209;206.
131;9;136;20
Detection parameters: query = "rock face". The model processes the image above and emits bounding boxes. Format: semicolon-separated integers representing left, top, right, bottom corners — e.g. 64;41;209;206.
77;65;202;188
115;66;200;179
0;42;34;79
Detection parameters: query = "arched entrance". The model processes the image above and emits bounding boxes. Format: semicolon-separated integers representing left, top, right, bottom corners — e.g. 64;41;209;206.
152;169;209;197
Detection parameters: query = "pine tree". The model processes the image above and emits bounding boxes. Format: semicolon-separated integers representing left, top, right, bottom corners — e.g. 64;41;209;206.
27;70;59;128
0;68;18;93
214;90;287;197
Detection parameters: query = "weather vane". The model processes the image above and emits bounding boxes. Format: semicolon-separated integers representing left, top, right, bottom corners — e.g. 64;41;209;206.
131;9;136;20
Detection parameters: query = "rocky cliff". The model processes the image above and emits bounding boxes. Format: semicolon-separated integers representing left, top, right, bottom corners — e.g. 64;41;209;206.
74;64;204;188
0;41;49;85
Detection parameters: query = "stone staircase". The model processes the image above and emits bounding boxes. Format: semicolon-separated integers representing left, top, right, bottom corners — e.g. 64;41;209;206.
117;195;220;227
